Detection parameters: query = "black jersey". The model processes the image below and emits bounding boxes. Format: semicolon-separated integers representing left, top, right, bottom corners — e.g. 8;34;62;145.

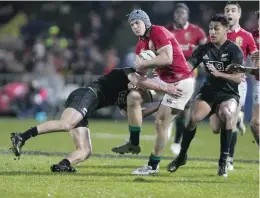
91;67;135;108
188;40;244;96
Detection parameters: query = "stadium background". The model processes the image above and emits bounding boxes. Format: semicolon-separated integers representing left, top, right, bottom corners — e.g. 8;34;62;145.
0;1;258;122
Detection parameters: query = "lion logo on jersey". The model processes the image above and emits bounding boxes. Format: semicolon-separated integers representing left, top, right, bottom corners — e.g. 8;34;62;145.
235;37;243;46
149;40;155;50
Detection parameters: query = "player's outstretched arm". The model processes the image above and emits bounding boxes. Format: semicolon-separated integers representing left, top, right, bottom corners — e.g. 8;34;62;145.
136;45;173;70
206;63;242;84
226;64;260;76
128;72;183;98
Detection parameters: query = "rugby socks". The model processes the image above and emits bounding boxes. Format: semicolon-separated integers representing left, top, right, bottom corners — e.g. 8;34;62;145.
20;127;38;141
229;131;238;158
148;153;161;170
251;125;259;145
59;159;71;167
219;129;232;165
180;127;197;155
174;116;185;143
129;125;141;146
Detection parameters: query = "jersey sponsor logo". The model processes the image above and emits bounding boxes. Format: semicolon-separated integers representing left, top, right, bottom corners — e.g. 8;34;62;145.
81;108;88;116
235;36;243;46
115;90;128;105
149;40;155;50
221;53;228;57
203;54;209;59
166;98;173;104
180;44;190;51
208;61;224;71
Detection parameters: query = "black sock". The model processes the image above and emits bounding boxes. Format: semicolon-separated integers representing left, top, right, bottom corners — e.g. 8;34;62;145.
129;125;141;146
20;127;38;141
180;126;197;155
220;129;232;165
59;159;71;167
148;153;161;170
229;131;238;158
174;116;185;143
251;125;259;145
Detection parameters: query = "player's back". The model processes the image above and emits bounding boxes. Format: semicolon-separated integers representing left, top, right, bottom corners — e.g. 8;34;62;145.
92;68;134;107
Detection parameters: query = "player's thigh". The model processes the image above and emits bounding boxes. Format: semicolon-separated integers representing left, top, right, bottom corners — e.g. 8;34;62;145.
238;81;247;106
251;103;260;126
210;113;224;134
191;99;212;123
161;77;195;111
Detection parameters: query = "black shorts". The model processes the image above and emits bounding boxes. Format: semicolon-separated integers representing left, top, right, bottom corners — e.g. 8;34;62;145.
196;86;239;115
65;87;100;128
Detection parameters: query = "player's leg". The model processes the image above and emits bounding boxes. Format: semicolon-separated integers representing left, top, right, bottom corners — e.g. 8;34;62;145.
227;81;247;170
111;90;152;154
167;99;212;172
170;103;192;155
10;88;97;157
251;80;260;145
210;113;224;134
236;81;247;135
131;77;195;175
217;98;238;177
51;120;92;172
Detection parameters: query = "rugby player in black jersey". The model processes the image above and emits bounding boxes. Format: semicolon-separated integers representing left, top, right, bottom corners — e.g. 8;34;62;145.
10;67;182;172
167;14;244;177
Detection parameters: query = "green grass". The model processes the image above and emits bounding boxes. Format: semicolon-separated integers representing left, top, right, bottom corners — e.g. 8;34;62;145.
0;118;258;198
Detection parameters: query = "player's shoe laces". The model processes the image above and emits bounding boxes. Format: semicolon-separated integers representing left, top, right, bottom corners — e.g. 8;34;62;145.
50;164;76;173
237;111;246;135
10;132;25;157
218;162;228;177
170;143;181;155
167;153;187;173
227;157;234;171
111;140;141;154
131;164;159;175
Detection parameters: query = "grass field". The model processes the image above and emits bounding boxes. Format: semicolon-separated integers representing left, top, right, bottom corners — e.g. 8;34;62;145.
0;118;258;198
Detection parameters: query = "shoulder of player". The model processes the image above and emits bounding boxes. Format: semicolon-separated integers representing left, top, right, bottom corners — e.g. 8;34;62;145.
227;40;243;52
188;23;203;31
151;25;168;33
239;28;254;38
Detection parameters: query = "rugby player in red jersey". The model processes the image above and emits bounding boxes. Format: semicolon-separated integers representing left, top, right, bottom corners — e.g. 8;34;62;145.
210;1;258;171
165;3;207;155
113;9;195;175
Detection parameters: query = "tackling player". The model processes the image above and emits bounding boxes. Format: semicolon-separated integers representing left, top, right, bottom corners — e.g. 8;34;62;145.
10;67;180;172
165;3;207;155
167;14;244;177
210;1;258;171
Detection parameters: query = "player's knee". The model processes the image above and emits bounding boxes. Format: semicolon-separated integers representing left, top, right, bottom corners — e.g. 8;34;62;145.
212;129;220;134
60;121;76;132
251;117;259;128
127;91;142;105
155;118;168;133
190;113;201;124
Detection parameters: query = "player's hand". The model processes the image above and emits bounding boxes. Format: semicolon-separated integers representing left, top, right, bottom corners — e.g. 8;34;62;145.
166;84;183;98
128;82;145;91
225;63;244;73
206;63;221;77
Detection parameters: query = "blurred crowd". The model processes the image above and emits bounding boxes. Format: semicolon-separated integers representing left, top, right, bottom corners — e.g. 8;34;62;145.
0;1;258;119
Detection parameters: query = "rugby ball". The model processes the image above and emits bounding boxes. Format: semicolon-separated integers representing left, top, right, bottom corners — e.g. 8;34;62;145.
138;50;156;61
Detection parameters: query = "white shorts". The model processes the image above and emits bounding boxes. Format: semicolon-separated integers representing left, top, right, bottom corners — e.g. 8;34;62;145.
238;80;247;106
253;80;260;105
153;77;195;110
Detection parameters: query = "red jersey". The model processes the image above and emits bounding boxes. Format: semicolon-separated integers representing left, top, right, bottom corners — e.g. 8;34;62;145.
165;23;206;59
252;28;259;80
135;25;192;83
227;27;257;60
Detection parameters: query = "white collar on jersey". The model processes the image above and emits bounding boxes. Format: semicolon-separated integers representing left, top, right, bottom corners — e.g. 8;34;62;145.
173;22;189;30
229;25;241;33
